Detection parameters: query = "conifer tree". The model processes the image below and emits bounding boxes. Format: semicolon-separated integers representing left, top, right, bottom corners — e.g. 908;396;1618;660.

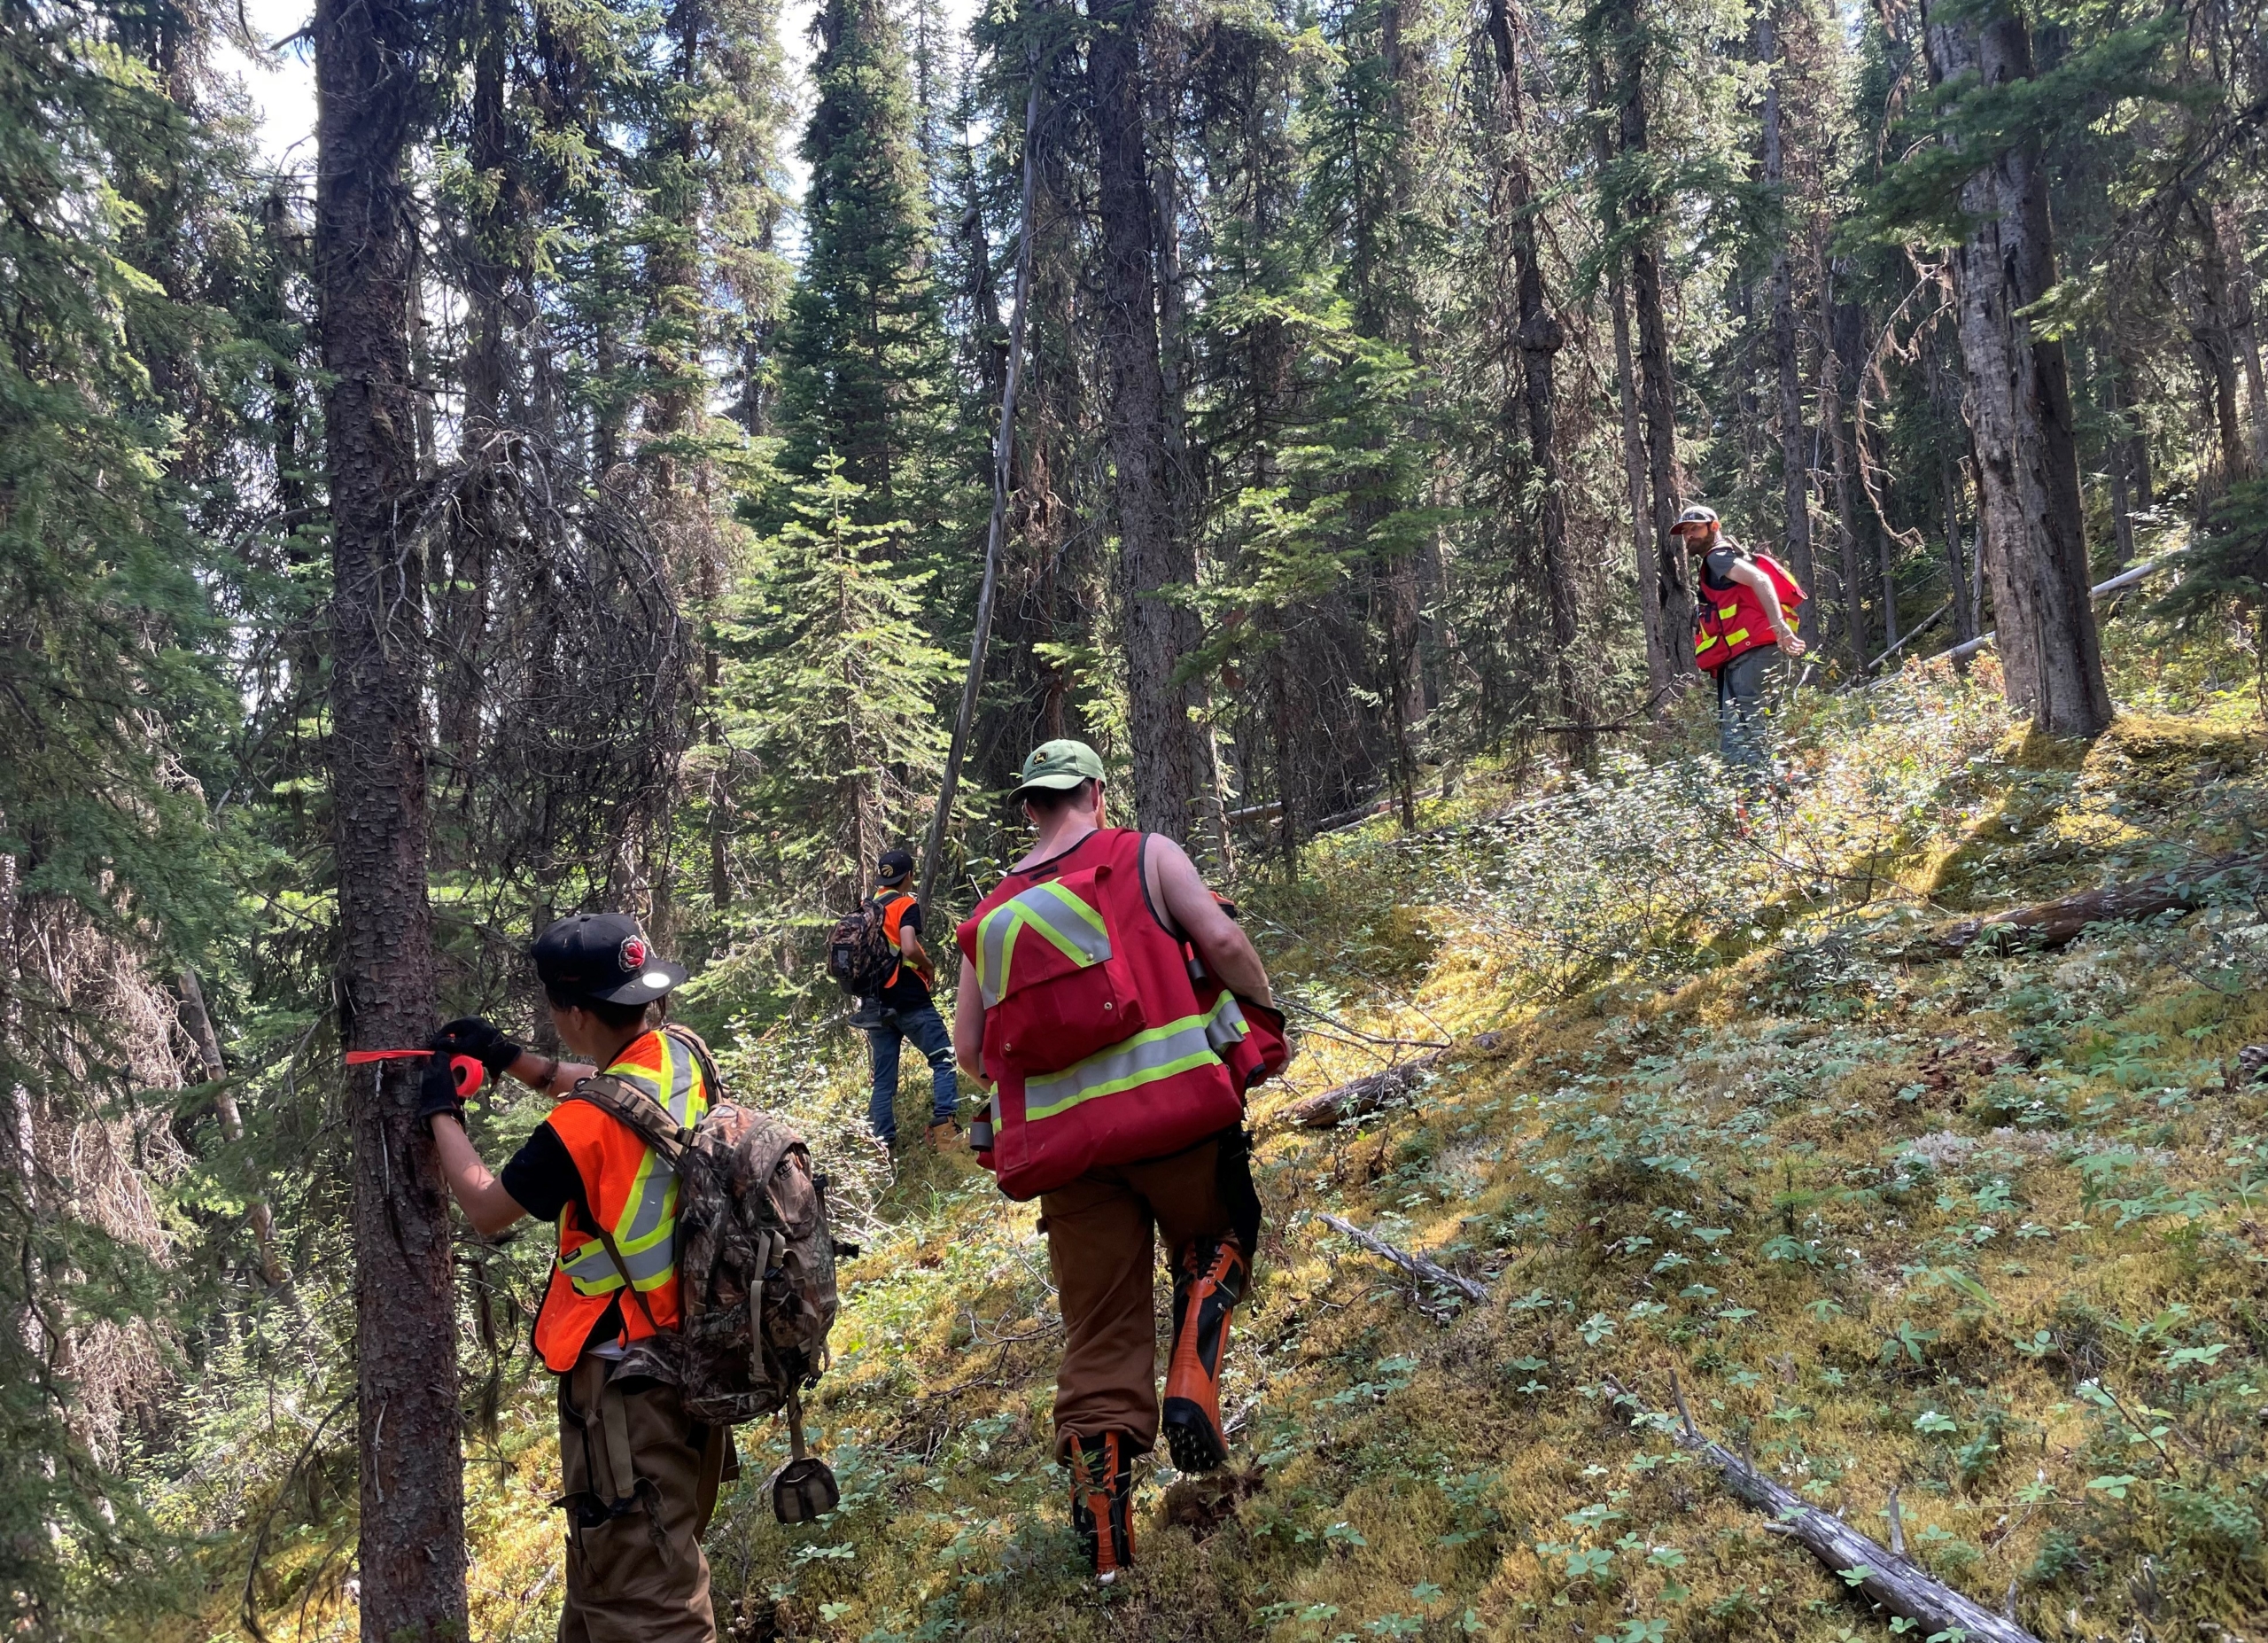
313;0;469;1630
717;460;953;907
781;0;959;528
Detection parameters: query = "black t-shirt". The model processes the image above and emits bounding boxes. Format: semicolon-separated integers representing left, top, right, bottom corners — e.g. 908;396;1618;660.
500;1118;581;1220
1701;546;1741;593
499;1117;623;1355
874;897;934;1012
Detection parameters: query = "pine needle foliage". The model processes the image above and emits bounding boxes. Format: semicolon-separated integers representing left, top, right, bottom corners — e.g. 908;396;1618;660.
714;458;954;938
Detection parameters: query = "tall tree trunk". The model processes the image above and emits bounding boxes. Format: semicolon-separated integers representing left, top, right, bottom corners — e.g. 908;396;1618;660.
2101;352;2136;570
1923;0;2110;736
1759;4;1814;596
2191;191;2249;491
1818;275;1868;670
1588;53;1668;697
1093;0;1205;837
2218;199;2268;475
1942;450;1977;641
1610;5;1691;678
1931;332;1978;641
176;971;287;1289
1488;0;1586;746
314;0;469;1634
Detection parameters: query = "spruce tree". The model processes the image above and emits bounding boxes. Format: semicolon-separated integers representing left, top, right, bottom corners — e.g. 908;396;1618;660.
716;459;953;915
780;0;959;530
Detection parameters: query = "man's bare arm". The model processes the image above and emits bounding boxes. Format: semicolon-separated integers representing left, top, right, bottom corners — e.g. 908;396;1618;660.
952;954;987;1080
429;1118;532;1236
497;1048;593;1099
901;926;936;984
1728;558;1806;656
1151;836;1273;1005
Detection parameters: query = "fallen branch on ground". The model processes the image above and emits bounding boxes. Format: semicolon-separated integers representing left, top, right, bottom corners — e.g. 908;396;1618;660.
1311;1212;1491;1304
1604;1374;2040;1643
1890;852;2263;961
1268;1049;1450;1130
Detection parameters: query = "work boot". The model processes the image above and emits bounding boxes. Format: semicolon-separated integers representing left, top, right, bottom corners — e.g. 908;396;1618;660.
1067;1430;1136;1583
926;1119;962;1152
1162;1235;1247;1475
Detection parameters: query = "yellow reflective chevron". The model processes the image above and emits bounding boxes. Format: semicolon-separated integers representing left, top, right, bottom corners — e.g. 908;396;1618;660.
1723;627;1750;646
560;1030;707;1297
975;878;1111;1007
1022;993;1247;1124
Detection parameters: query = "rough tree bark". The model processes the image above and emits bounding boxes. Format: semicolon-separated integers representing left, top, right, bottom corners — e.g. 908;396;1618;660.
1759;3;1814;596
1588;53;1669;698
2192;192;2251;488
1092;0;1207;838
1923;0;2110;736
1825;286;1872;668
2226;196;2268;475
313;0;469;1631
1610;1;1692;679
1487;0;1587;745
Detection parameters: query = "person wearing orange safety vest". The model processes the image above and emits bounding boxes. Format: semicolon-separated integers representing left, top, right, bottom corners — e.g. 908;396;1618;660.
1676;504;1807;786
950;739;1290;1583
423;913;729;1643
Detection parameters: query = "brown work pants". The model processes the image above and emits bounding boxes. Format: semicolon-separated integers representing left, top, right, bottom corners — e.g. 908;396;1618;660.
556;1354;732;1643
1040;1134;1232;1458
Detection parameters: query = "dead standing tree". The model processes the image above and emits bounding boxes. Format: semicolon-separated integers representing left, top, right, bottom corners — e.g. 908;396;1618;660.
1922;0;2111;736
1094;0;1209;840
314;0;469;1631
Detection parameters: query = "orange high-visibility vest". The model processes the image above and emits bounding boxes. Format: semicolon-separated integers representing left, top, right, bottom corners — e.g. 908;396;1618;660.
875;888;916;990
532;1026;710;1372
1694;549;1806;672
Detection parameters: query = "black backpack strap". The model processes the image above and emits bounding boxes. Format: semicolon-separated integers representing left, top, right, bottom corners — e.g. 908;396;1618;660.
563;1073;692;1160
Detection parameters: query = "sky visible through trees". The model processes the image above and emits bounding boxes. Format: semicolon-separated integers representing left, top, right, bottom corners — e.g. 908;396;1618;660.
7;0;2268;1631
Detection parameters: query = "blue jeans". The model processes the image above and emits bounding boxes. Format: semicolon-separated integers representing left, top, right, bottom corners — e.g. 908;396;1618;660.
1716;646;1783;787
866;1002;958;1145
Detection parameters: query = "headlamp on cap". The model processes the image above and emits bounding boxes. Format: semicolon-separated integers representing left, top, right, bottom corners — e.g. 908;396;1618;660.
532;912;687;1007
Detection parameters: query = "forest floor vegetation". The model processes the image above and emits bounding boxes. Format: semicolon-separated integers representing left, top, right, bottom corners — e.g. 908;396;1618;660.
165;616;2268;1642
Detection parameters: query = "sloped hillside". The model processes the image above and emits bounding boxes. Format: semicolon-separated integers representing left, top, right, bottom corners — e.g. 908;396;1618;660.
208;640;2268;1643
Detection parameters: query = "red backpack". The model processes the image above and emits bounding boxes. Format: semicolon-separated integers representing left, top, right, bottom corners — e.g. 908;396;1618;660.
1694;548;1806;672
955;829;1284;1199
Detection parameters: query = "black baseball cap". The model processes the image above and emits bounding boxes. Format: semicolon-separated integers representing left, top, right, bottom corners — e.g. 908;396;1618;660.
876;846;915;881
532;913;687;1006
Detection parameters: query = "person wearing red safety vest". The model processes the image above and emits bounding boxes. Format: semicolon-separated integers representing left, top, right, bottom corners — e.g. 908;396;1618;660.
422;914;730;1643
1677;504;1807;787
950;739;1290;1583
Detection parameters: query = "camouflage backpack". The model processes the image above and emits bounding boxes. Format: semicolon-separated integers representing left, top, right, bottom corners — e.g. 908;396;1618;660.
565;1025;841;1426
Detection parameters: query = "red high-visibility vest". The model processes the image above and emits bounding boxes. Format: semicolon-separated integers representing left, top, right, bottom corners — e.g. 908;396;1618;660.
1694;550;1806;672
532;1025;710;1372
957;828;1262;1200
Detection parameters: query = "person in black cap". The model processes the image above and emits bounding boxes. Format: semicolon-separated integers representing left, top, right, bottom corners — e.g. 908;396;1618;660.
861;845;960;1151
420;914;728;1643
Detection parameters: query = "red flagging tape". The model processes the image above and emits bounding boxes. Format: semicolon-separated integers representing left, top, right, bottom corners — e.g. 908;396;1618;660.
346;1047;484;1097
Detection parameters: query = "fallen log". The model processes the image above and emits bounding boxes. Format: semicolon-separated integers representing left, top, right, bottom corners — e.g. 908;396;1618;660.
1311;1212;1492;1304
1891;852;2262;961
1605;1374;2039;1643
1270;1049;1450;1131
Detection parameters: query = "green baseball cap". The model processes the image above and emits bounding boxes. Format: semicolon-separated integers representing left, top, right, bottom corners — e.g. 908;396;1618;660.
1011;738;1106;801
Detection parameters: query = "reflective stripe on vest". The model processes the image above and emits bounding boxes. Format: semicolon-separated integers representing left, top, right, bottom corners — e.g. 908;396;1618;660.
557;1030;704;1297
975;878;1111;1007
1023;993;1247;1124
